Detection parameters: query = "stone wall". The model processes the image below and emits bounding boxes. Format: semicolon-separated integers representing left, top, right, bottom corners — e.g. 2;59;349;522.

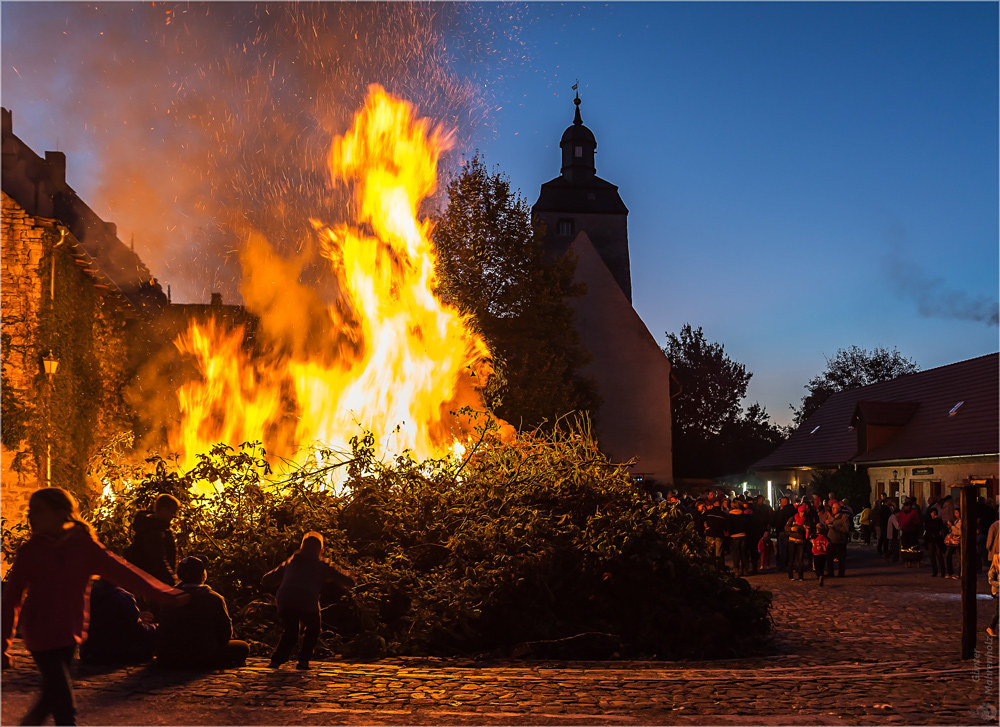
1;192;52;527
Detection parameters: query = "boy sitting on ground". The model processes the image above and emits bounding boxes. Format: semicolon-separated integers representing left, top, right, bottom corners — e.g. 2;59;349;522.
154;556;249;669
262;532;355;670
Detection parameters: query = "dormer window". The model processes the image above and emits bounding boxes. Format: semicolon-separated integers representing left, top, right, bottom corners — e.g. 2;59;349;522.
948;401;964;416
558;218;575;236
810;426;821;435
575;146;583;158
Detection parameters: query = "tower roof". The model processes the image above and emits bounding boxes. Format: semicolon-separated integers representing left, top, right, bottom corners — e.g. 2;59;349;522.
560;92;596;146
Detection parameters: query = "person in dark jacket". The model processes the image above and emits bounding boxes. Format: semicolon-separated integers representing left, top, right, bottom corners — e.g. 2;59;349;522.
126;494;180;587
825;501;851;577
785;505;810;580
875;498;892;555
154;557;248;669
79;578;156;665
703;501;728;561
773;497;796;569
727;503;750;577
925;507;946;577
262;532;355;670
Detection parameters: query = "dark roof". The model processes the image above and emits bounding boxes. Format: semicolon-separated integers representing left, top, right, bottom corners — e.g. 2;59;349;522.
533;175;629;215
851;401;920;427
752;352;999;470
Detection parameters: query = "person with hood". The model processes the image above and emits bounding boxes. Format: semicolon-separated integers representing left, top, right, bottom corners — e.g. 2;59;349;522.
826;501;851;577
262;532;355;670
785;505;810;581
2;487;187;726
154;556;249;669
125;494;181;587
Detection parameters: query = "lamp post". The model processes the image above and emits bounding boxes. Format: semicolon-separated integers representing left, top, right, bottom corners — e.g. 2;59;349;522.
43;353;59;487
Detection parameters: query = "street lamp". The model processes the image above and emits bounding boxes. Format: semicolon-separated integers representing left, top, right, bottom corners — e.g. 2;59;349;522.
43;352;59;486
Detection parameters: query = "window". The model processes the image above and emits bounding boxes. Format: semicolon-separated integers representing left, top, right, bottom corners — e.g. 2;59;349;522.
575;146;583;158
948;401;964;416
558;218;574;237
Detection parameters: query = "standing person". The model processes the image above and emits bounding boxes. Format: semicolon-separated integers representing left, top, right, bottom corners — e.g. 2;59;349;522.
703;500;728;562
726;501;750;577
944;510;961;579
773;497;795;569
897;501;922;551
859;503;872;546
876;498;892;555
785;505;809;581
886;505;902;563
939;495;955;529
757;531;775;572
826;501;850;577
1;487;187;726
155;557;248;669
262;532;355;670
811;524;831;586
987;520;999;637
924;507;946;578
126;494;181;587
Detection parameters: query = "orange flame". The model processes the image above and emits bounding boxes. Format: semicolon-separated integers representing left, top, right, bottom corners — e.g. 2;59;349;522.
171;85;494;477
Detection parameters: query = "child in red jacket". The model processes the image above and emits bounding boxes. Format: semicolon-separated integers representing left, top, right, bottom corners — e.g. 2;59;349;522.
2;487;187;725
811;525;830;586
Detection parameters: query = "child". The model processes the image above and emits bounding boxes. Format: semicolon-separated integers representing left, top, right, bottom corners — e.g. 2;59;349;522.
1;487;188;725
811;524;830;586
757;531;774;572
261;532;355;670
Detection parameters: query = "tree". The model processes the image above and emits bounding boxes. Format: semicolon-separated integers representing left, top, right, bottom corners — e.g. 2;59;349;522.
662;324;784;478
792;345;919;426
810;464;872;511
431;155;598;429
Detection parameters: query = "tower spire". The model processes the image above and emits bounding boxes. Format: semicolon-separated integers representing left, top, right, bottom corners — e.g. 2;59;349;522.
572;81;582;125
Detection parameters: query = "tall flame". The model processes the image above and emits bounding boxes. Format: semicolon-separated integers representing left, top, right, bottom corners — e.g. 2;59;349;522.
170;86;493;474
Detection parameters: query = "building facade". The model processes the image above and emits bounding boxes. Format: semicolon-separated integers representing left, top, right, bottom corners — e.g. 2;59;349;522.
751;353;999;506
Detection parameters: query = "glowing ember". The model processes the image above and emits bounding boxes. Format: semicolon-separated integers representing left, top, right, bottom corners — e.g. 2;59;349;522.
171;86;494;475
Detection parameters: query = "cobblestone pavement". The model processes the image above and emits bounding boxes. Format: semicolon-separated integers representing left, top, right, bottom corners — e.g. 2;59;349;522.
3;545;998;725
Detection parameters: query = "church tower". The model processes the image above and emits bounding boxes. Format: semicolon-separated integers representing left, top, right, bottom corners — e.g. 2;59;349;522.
532;92;632;303
531;91;674;486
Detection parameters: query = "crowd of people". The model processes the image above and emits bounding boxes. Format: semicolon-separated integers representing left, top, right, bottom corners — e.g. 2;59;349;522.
656;488;1000;596
1;487;354;725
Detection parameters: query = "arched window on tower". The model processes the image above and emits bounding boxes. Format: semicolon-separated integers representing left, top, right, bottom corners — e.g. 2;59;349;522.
558;218;575;237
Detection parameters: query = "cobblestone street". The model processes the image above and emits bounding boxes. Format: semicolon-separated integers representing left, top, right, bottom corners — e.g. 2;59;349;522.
3;545;997;725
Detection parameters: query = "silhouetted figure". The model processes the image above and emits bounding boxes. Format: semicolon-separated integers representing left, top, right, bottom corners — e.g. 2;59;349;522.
1;488;186;726
79;579;156;665
263;532;355;670
155;557;248;669
125;494;181;587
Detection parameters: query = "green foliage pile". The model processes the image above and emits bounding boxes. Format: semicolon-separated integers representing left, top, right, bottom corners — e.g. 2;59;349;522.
4;424;772;661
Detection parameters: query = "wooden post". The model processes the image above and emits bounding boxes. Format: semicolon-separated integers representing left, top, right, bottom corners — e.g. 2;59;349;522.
960;484;977;660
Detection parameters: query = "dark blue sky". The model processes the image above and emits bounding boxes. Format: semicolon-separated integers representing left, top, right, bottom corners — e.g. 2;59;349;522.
470;2;998;424
3;2;997;426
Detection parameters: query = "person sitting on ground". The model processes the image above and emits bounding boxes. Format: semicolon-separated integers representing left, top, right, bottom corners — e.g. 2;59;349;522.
154;556;248;669
79;578;156;665
125;494;181;587
262;532;355;670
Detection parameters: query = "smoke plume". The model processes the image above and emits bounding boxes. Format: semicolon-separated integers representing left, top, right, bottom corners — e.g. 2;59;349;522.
884;235;999;327
2;2;524;304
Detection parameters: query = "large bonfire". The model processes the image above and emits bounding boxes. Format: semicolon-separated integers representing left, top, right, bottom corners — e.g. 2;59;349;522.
170;86;496;473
